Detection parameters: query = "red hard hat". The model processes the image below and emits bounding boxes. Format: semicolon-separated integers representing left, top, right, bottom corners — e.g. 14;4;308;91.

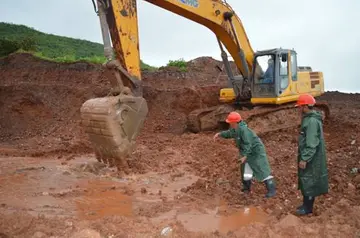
226;111;242;123
296;94;316;107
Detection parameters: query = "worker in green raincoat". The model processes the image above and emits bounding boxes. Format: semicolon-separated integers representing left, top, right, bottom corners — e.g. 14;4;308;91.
213;111;276;198
295;94;329;215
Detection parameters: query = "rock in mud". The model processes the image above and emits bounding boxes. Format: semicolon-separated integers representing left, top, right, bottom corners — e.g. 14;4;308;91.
347;183;356;191
353;174;360;184
160;226;173;236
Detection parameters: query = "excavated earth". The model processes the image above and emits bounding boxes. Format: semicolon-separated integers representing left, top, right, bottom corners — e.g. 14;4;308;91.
0;53;360;238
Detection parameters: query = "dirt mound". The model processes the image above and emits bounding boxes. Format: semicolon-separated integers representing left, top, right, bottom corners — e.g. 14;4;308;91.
0;53;227;156
0;53;111;156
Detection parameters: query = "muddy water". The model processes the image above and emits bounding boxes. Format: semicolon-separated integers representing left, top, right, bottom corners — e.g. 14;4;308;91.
0;156;199;220
0;157;75;215
218;207;268;232
75;180;133;220
176;206;268;234
0;156;269;235
132;171;199;201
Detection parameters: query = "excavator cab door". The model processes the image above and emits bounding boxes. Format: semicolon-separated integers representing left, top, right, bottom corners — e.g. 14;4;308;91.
278;52;291;95
251;53;278;98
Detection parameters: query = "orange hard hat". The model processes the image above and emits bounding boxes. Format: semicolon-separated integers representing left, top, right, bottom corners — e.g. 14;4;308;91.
226;111;242;123
295;94;316;107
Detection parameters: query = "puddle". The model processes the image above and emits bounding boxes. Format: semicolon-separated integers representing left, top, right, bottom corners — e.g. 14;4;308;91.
177;206;268;234
0;156;197;220
75;179;133;220
0;156;124;218
177;212;218;233
218;207;268;233
132;172;199;201
2;155;263;231
0;157;76;212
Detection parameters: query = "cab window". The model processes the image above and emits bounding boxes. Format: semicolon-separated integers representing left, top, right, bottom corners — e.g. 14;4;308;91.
279;54;289;90
291;52;298;81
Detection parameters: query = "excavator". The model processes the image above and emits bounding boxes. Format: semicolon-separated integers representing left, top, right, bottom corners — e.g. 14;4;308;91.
81;0;330;168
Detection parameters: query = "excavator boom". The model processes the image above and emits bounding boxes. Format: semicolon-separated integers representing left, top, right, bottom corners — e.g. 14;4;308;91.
97;0;257;97
147;0;257;99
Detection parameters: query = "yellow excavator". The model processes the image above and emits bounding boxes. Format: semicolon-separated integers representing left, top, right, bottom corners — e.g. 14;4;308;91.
81;0;329;168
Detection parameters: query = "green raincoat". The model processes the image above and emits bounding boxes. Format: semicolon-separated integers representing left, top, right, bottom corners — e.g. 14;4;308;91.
219;121;271;181
298;110;329;197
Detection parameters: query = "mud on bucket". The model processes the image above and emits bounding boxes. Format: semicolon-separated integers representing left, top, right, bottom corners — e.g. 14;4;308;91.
80;94;148;168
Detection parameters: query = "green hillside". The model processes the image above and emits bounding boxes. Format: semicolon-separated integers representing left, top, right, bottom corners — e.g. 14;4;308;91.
0;22;156;70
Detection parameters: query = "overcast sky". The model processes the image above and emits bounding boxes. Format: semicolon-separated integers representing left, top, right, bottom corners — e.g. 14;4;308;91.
1;0;359;92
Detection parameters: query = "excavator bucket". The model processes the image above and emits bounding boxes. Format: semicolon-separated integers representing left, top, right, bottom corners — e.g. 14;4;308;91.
80;93;148;170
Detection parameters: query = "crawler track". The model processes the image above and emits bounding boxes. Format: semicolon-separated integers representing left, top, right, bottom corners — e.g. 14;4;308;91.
187;101;330;135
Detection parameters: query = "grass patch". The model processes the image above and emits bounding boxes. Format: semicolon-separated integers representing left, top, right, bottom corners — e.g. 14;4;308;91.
167;58;187;71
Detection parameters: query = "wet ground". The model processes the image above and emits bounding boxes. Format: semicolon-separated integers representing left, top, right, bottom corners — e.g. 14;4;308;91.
0;155;270;237
1;54;360;237
1;153;359;238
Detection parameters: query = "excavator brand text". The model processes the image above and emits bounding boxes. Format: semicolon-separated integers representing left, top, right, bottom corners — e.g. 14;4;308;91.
178;0;199;8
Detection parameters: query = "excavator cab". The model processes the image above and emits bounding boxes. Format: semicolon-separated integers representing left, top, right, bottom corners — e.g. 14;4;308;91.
251;48;293;102
218;48;297;105
250;48;325;107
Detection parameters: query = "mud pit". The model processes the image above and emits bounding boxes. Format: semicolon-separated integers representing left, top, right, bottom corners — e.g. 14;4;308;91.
0;53;360;237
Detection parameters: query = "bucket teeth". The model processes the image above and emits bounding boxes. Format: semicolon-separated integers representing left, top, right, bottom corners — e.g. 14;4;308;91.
80;94;148;171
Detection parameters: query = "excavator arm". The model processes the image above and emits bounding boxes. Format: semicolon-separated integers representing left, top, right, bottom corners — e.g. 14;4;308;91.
98;0;258;97
147;0;254;83
80;0;260;169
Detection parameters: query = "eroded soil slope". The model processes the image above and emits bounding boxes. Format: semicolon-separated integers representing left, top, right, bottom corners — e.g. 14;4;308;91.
0;53;231;156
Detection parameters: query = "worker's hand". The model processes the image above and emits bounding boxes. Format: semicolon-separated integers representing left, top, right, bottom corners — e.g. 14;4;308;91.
239;156;247;164
299;161;307;169
213;133;220;141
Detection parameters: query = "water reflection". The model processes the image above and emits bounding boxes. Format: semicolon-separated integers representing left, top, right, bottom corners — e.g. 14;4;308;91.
177;206;268;234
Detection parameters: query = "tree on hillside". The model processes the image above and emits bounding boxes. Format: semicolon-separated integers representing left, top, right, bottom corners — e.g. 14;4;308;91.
0;39;20;57
20;37;36;51
0;36;37;57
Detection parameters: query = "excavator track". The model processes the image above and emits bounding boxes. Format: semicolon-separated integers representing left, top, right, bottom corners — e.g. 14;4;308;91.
243;101;330;136
187;105;234;133
187;101;330;135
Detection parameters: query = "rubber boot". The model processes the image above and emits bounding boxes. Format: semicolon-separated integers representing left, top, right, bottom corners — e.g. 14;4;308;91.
296;196;315;215
295;195;307;211
241;180;251;193
264;178;276;198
